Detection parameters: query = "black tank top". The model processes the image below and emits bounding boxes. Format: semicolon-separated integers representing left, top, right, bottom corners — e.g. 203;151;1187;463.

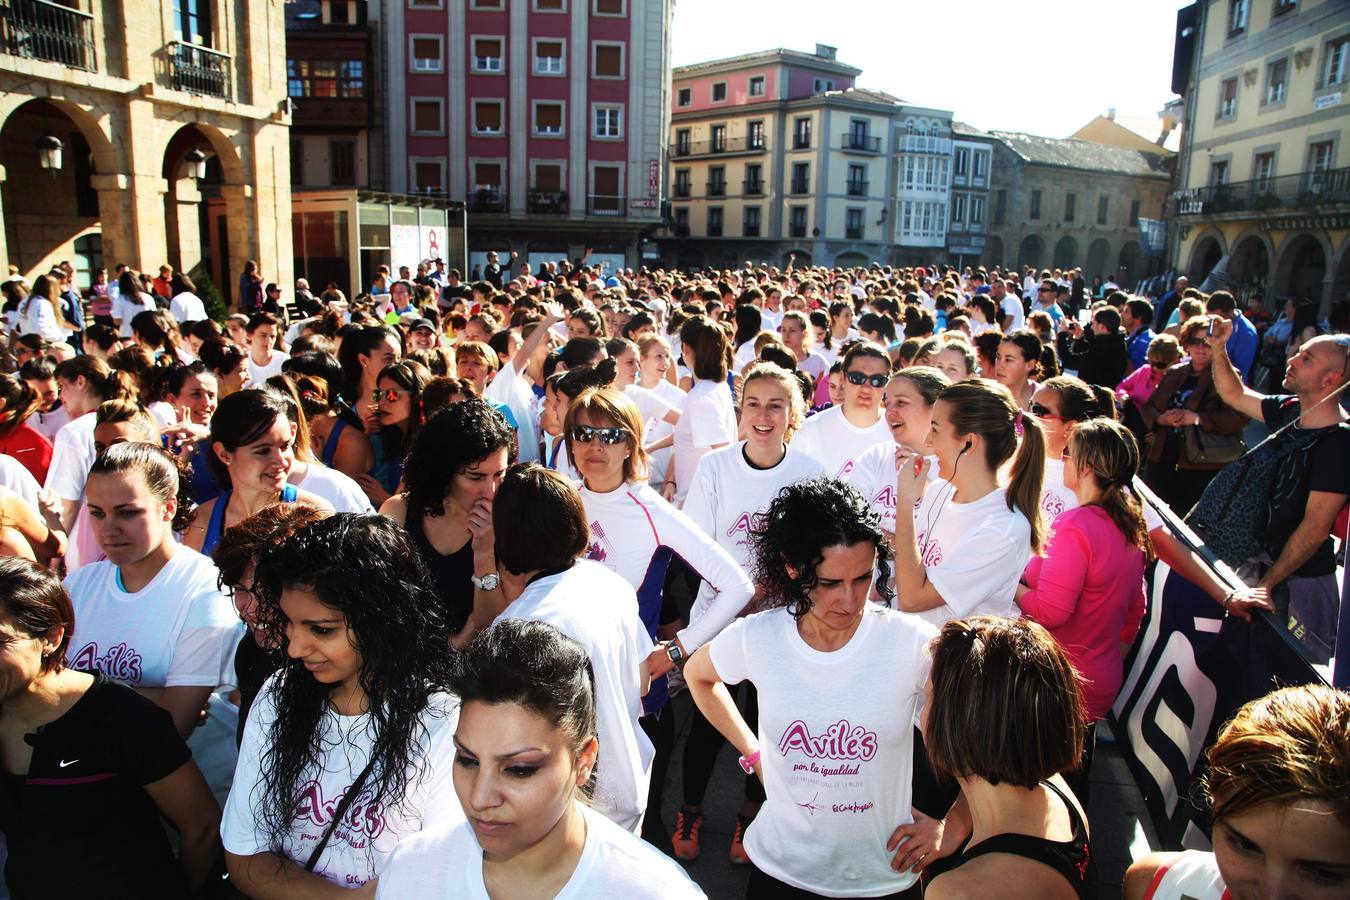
924;780;1095;900
405;505;475;635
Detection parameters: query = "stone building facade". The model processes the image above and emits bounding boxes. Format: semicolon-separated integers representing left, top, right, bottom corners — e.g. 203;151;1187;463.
0;0;294;301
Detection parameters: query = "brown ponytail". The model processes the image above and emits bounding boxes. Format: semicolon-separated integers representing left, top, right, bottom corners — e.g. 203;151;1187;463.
89;442;197;534
54;356;133;404
1041;375;1116;422
0;375;41;438
1067;419;1151;557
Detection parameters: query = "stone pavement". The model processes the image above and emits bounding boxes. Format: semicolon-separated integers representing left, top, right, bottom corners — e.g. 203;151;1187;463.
654;693;1157;900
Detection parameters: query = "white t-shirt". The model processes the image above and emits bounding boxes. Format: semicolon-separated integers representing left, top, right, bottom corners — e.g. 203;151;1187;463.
1140;850;1226;900
113;292;158;337
578;480;753;654
709;606;935;897
682;441;825;628
909;483;1032;629
623;383;678;427
44;411;99;571
0;452;41;506
672;379;737;506
999;294;1025;331
632;380;684;490
63;545;242;689
169;291;207;322
376;802;705;900
222;675;463;888
792;406;891;481
795;350;829;384
1039;455;1078;524
494;561;653;833
849;442;937;536
18;297;65;341
30;403;70;443
484;360;542;463
246;351;287;385
296;463;374;513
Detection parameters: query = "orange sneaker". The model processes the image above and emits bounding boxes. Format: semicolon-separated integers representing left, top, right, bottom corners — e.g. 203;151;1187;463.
671;808;704;861
729;814;754;865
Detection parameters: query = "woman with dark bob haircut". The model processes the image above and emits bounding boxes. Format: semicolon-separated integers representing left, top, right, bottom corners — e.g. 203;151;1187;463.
376;619;705;898
0;557;222;898
221;514;462;895
491;463;654;835
684;477;938;899
381;397;516;646
911;616;1093;899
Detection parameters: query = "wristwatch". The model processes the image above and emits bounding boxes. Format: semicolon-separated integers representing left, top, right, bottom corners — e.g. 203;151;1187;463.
471;572;501;591
664;641;685;666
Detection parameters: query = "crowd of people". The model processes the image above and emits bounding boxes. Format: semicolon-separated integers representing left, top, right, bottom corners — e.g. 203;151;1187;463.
0;254;1346;899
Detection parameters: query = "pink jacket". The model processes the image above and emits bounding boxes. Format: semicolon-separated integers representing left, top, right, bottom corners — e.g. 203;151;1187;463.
1116;363;1164;411
1019;505;1147;721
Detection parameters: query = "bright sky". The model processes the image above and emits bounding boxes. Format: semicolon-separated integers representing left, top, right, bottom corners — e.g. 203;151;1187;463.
670;0;1187;139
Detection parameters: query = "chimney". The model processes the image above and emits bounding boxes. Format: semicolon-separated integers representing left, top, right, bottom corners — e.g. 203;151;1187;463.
815;43;837;60
1107;107;1116;120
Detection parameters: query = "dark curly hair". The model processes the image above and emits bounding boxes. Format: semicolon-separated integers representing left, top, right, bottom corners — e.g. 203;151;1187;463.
402;397;516;517
749;477;893;618
251;514;454;856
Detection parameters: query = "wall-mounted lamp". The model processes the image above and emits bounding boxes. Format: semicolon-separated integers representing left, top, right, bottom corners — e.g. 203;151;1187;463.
184;148;207;180
36;134;63;173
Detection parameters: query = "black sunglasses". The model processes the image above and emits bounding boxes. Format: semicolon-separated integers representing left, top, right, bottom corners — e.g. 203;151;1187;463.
570;424;629;445
845;371;888;388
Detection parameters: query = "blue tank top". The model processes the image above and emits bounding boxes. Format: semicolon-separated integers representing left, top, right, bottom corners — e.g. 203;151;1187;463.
321;417;348;469
201;484;299;558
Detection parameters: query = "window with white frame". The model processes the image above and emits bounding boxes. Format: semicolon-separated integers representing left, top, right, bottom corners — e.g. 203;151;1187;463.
592;42;623;78
534;0;564;10
472;100;504;135
473;37;503;72
592;104;622;139
970;196;985;227
973;151;988;180
812;77;834;94
677;86;690;106
749;75;765;97
1254;152;1276;189
411;98;444;135
954;147;969;177
593;0;625;14
1264;57;1288;105
1210;159;1229;186
411;158;445;193
1325;36;1349;87
1218;77;1238;118
1227;0;1248;34
534;102;564;136
410;35;443;72
1309;140;1334;173
534;39;564;75
951;193;967;226
407;0;442;7
469;0;503;8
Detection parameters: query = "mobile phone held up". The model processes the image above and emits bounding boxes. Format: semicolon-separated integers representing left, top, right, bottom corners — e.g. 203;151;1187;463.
1076;309;1092;328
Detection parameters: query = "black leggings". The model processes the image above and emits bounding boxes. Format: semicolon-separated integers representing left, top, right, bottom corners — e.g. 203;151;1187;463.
747;864;922;899
639;708;676;855
681;681;766;807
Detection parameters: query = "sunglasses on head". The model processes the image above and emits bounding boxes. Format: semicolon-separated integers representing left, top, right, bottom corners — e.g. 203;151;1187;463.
372;387;408;403
571;424;629;445
1030;402;1068;421
845;371;889;388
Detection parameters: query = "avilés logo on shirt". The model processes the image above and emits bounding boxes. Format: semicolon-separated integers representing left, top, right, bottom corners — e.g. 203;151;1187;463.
835;459;855;479
1041;489;1066;519
778;718;877;765
295;779;389;849
585;520;611;564
914;531;943;567
870;486;896;516
726;512;755;548
70;641;143;683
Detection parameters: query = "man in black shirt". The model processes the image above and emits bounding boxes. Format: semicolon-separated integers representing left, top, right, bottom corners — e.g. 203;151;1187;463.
1206;323;1350;661
439;268;470;312
1056;305;1129;389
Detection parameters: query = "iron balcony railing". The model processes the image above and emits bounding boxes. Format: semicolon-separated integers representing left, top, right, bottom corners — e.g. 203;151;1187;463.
789;223;807;238
1172;166;1350;216
845;226;864;239
527;190;568;214
169;40;231;99
840;133;880;153
743;179;763;196
706;180;726;197
671;135;766;158
846;180;869;196
467;190;507;213
1;0;96;71
586;193;624;216
672;182;691;198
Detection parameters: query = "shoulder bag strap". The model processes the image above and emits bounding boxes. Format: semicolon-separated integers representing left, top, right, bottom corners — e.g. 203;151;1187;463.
304;756;378;873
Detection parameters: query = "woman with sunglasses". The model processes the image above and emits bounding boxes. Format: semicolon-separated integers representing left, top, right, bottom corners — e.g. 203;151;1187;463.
685;477;936;898
222;514;462;897
1116;335;1183;444
283;351;376;480
674;361;825;864
993;330;1044;412
565;386;754;850
541;361;617;482
375;619;705;899
185;389;332;557
1027;375;1117;523
380;398;516;647
356;359;431;507
793;343;893;480
1140;315;1250;516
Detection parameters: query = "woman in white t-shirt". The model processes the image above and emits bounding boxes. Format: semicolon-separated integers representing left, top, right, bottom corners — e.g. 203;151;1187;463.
993;330;1043;412
376;619;705;900
676;361;826;864
112;270;158;339
222;514;463;896
18;273;75;342
608;336;681;434
850;366;951;540
793;342;892;480
684;478;936;898
244;312;287;385
893;380;1046;629
778;311;829;386
67;443;242;738
1028;375;1117;525
670;315;738;506
634;334;685;491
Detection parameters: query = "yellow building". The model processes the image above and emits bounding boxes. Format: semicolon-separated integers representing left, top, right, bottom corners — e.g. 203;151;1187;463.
0;0;294;302
1171;0;1350;312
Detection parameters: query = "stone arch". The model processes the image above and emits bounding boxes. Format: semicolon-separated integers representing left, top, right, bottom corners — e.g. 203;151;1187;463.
1118;240;1144;284
1017;233;1043;269
1052;235;1078;270
0;91;116;174
1227;228;1273;305
783;249;811;267
984;235;1004;267
834;250;869;268
1186;231;1225;282
1085;238;1110;281
1273;232;1328;305
1330;236;1350;317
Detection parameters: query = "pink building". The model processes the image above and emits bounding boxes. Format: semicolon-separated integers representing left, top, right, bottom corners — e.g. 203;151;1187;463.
378;0;673;270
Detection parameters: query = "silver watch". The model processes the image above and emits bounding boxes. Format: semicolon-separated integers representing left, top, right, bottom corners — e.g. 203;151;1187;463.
471;572;501;591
